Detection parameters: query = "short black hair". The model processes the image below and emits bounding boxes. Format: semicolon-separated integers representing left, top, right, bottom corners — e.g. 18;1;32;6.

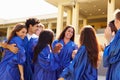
25;18;40;29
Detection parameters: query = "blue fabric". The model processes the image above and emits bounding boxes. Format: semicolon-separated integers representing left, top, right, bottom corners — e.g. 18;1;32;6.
23;37;37;80
52;40;78;78
33;45;59;80
28;38;38;60
103;30;120;80
0;36;26;80
60;45;97;80
0;47;3;61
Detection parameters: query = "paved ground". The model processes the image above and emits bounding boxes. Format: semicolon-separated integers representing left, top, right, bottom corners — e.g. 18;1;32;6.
98;56;107;80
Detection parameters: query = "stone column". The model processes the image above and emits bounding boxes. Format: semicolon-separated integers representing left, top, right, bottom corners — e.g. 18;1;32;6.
107;0;115;23
56;4;64;38
66;8;72;25
72;2;80;34
83;18;87;26
7;27;13;38
48;22;52;29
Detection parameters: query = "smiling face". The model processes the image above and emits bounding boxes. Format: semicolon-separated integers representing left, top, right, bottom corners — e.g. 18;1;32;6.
29;24;39;34
64;27;74;40
16;28;27;39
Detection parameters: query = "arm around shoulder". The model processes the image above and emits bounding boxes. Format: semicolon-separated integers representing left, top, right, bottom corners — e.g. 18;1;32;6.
58;77;64;80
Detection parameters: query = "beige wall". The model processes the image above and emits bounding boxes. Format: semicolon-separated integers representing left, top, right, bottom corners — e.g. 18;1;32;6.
0;19;107;46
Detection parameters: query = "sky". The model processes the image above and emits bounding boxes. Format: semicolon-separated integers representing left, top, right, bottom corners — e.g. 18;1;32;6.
0;0;58;20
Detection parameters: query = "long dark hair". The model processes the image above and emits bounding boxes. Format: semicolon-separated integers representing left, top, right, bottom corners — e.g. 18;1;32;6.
58;25;75;41
109;20;117;34
33;29;54;62
7;23;26;43
80;26;99;68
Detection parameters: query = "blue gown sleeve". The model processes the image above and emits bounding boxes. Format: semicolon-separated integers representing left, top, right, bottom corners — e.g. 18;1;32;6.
52;40;60;62
60;46;87;80
38;46;59;71
52;40;58;49
72;43;78;50
103;30;120;67
11;36;26;65
103;45;111;67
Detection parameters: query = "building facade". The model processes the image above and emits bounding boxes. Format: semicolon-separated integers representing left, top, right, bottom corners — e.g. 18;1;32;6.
0;0;120;44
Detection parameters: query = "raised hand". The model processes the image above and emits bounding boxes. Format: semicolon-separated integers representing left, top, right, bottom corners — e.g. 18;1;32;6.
58;77;64;80
53;43;63;53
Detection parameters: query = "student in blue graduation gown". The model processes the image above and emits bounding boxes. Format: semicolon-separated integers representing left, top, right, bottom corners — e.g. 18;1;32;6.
58;25;100;80
23;18;40;80
103;10;120;80
33;29;60;80
0;18;40;80
0;23;27;80
28;23;45;61
52;25;78;79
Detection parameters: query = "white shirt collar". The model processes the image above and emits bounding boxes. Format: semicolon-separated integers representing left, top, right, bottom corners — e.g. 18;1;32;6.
27;34;38;41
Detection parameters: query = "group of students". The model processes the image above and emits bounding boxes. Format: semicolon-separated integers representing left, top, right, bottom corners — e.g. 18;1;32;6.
0;9;120;80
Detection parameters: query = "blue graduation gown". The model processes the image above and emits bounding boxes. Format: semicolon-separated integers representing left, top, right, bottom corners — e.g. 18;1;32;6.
60;45;98;80
52;40;78;78
103;30;120;80
0;36;26;80
33;45;59;80
23;36;37;80
28;38;38;59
